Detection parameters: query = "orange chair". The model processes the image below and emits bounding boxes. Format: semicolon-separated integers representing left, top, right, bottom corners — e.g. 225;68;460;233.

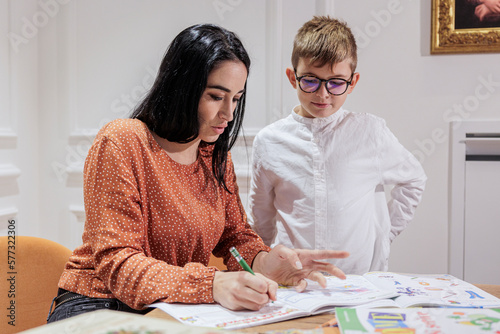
208;254;227;271
0;236;72;333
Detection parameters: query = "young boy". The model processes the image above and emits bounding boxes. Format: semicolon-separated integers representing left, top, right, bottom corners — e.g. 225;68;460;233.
248;16;426;275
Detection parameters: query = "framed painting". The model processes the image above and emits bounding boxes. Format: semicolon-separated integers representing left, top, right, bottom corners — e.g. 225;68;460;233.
431;0;500;54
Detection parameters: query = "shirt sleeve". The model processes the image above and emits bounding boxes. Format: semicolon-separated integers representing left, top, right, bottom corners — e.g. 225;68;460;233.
212;153;272;270
83;135;216;309
247;133;279;246
376;121;427;241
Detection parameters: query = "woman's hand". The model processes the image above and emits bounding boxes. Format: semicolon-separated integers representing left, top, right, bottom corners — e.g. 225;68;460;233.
212;271;277;311
252;245;350;292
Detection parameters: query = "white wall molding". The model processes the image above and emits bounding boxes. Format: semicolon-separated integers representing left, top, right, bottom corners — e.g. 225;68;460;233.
69;129;97;145
0;0;13;136
265;0;284;124
234;166;251;188
315;0;335;16
66;164;84;188
240;126;261;138
0;163;21;180
0;163;21;197
65;0;79;136
0;207;18;229
69;204;85;250
0;130;17;149
69;204;85;224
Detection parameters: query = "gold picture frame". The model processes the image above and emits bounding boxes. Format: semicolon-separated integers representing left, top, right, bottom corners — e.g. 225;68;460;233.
431;0;500;54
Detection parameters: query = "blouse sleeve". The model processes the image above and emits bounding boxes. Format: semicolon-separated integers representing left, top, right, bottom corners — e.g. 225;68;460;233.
83;135;217;309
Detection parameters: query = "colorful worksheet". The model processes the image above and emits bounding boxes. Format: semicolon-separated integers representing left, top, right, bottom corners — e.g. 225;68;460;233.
149;275;398;329
362;272;500;308
19;309;227;334
149;272;500;330
336;307;500;334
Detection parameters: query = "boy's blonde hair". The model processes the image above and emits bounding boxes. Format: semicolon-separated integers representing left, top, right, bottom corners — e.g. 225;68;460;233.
291;16;357;72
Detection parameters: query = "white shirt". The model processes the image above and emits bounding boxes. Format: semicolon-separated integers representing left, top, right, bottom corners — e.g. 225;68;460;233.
248;108;426;274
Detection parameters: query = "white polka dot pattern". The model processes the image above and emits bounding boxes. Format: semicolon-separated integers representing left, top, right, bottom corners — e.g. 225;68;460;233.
58;119;270;309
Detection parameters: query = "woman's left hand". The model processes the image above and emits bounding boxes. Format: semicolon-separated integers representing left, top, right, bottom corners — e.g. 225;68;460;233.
252;244;349;292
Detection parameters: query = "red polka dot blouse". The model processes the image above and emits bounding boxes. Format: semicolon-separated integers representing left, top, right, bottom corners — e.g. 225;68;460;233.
58;119;270;309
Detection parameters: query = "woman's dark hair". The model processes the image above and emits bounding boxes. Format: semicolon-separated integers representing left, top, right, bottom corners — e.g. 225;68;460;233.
131;23;251;192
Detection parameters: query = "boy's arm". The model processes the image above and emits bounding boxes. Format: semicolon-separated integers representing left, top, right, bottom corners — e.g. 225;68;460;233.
248;137;278;246
377;123;427;241
386;172;426;241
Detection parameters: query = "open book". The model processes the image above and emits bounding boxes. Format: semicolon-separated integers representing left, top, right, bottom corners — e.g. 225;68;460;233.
336;307;500;334
149;272;500;330
149;274;397;329
357;272;500;309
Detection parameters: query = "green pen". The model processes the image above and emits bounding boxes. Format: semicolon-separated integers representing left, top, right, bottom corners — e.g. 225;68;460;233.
229;247;255;275
230;246;275;303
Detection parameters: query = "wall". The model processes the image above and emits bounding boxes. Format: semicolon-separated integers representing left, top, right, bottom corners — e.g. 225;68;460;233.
333;1;500;275
1;0;499;275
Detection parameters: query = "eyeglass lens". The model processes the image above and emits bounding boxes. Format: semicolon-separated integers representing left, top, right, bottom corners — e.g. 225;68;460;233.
299;77;348;95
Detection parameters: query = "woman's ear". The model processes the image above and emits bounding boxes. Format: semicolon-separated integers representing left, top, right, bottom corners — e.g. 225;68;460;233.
285;67;298;89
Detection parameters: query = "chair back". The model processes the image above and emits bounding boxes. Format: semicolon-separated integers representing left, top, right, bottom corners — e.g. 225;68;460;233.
0;236;72;333
208;254;227;271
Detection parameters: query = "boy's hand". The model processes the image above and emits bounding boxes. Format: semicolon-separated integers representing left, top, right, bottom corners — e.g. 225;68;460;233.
212;271;277;310
252;245;350;292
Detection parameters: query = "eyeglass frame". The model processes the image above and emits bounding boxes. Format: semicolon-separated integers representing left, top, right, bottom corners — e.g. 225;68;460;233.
294;69;354;96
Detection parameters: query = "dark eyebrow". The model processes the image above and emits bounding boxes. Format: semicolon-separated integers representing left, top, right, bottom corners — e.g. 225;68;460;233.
207;85;245;94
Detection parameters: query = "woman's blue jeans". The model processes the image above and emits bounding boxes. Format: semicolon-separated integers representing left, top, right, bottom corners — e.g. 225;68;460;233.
47;290;151;323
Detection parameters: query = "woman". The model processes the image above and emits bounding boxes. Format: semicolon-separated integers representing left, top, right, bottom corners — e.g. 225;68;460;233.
47;23;349;323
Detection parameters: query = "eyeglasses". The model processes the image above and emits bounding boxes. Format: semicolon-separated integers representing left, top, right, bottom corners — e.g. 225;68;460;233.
294;70;353;96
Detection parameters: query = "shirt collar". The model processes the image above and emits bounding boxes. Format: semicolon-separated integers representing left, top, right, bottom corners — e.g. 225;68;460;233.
291;106;346;128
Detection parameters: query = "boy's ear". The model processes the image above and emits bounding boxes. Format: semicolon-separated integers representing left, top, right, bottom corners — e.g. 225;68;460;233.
285;67;298;89
347;72;360;94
